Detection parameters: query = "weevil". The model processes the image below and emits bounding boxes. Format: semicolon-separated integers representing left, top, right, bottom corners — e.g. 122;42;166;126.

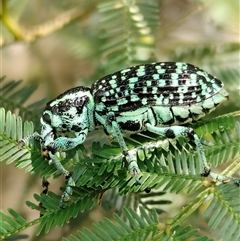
19;62;239;207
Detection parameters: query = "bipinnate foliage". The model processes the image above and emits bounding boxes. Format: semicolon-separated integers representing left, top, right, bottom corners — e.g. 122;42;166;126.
1;0;240;240
0;81;240;240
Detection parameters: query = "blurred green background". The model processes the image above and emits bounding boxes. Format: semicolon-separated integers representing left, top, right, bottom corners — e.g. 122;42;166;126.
1;0;239;240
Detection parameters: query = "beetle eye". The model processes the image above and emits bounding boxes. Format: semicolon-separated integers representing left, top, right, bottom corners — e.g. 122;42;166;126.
42;113;51;125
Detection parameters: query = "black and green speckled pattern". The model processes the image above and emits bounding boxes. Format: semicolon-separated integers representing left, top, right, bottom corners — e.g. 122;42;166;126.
19;61;239;208
92;62;228;126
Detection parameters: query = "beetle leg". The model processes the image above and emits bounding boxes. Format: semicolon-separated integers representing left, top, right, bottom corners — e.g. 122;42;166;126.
145;123;240;186
49;132;87;152
107;113;141;184
48;151;75;208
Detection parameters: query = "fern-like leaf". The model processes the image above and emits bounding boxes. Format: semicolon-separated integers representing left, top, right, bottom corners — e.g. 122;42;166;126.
1;109;239;238
204;184;240;241
62;207;158;241
170;43;240;70
0;208;39;240
0;78;45;125
61;207;213;241
0;107;74;179
97;0;159;74
195;111;240;167
0;108;34;168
